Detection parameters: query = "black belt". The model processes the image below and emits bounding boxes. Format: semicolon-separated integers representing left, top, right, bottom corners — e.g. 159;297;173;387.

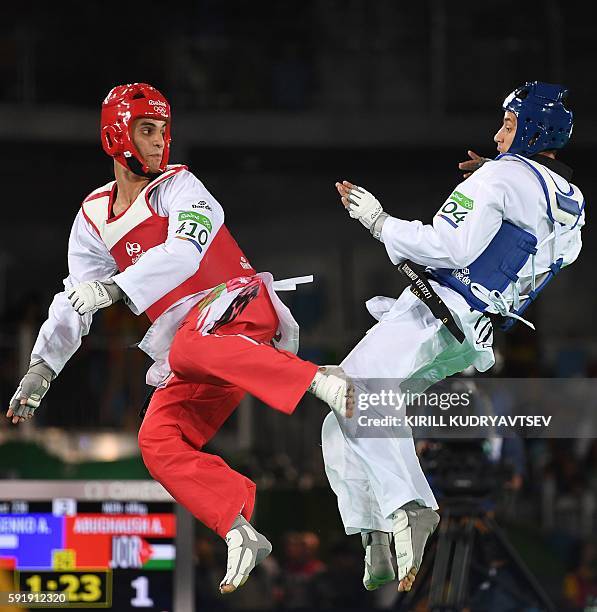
397;260;466;344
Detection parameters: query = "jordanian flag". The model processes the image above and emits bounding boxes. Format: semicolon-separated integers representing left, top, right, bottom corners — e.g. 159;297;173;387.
140;540;175;570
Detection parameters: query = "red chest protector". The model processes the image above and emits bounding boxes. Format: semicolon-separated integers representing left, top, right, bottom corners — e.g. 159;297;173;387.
82;166;256;322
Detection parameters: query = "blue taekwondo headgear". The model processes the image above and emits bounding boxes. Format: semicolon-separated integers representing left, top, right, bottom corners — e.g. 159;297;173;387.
503;81;573;157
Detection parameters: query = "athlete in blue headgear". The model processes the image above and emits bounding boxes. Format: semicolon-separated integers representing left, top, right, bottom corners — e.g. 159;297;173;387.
321;82;583;593
461;81;573;175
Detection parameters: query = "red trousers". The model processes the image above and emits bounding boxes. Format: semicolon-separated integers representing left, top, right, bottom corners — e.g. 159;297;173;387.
138;280;318;537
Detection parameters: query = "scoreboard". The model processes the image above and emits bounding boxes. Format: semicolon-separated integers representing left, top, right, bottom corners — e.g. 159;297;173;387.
0;481;193;611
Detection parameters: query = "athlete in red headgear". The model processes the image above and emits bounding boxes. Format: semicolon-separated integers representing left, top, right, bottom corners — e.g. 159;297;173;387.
101;83;172;176
7;83;352;593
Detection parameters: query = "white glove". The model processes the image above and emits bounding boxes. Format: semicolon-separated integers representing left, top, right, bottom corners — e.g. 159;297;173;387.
67;279;122;315
308;366;354;418
346;186;384;230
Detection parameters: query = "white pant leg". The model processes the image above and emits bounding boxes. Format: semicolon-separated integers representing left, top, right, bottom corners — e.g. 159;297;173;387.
322;295;478;529
337;423;439;517
322;412;393;535
343;302;445;516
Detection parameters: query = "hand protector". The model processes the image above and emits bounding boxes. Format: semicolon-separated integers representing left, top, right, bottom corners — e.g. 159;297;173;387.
309;366;354;418
68;279;123;315
346;186;384;230
8;358;55;423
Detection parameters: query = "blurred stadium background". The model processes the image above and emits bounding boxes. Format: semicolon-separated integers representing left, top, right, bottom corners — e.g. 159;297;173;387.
1;1;597;610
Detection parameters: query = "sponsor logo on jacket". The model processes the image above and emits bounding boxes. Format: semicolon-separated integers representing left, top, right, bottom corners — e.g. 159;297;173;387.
125;241;146;264
192;201;212;211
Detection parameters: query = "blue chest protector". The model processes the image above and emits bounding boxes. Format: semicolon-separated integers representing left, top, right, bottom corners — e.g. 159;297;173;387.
430;222;538;318
430;154;583;331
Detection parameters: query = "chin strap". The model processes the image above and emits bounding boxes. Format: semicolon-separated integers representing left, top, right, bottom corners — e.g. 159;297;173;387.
123;154;162;180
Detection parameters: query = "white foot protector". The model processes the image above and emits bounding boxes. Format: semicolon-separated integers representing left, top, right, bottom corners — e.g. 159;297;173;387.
392;502;440;592
220;515;272;594
362;531;395;590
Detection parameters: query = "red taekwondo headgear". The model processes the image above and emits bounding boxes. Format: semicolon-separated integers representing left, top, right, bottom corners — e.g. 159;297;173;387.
101;83;171;176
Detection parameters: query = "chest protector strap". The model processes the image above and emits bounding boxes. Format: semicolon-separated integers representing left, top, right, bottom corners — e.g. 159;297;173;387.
502;153;584;227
